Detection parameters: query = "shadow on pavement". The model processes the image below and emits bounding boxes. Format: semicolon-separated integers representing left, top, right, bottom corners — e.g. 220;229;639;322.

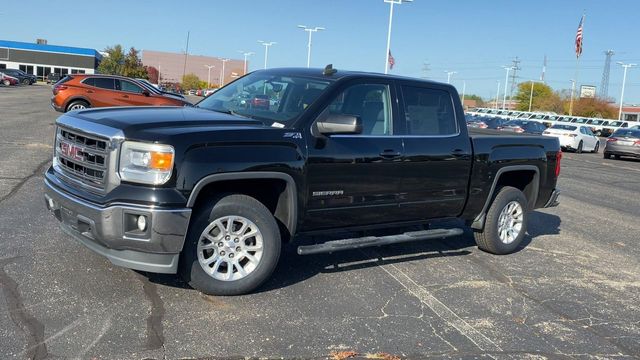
140;211;561;293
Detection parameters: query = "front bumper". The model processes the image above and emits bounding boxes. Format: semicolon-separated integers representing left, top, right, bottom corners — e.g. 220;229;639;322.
544;189;560;208
44;176;192;274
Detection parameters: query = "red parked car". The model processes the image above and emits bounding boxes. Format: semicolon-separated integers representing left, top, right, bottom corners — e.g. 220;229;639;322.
1;72;19;86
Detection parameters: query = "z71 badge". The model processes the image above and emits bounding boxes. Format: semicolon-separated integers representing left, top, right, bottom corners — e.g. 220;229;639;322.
312;190;344;197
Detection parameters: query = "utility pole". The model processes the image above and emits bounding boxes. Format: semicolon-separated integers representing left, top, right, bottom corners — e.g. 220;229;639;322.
540;55;547;83
528;80;542;112
383;0;412;74
495;81;500;109
509;56;521;101
617;62;637;120
599;50;614;99
297;25;325;68
461;80;466;108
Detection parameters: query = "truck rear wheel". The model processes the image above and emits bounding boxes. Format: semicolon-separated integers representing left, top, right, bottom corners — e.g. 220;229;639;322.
180;194;281;296
474;186;528;254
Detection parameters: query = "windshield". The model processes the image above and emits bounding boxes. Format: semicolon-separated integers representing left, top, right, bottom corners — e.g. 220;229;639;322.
197;72;331;127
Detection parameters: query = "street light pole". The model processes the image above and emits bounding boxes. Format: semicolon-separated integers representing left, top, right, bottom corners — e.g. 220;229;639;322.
445;70;457;84
219;59;230;87
617;62;637;120
204;65;215;88
383;0;412;74
258;41;276;69
502;66;514;110
462;79;467;101
298;25;325;68
237;51;254;74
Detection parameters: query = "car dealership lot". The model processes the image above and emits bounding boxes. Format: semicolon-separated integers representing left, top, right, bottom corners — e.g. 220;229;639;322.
1;86;639;359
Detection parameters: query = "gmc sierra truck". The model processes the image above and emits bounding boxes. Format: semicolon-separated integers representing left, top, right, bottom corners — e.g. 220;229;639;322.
44;66;561;295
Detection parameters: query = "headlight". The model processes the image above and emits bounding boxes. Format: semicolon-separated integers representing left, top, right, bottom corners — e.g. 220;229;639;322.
119;141;174;185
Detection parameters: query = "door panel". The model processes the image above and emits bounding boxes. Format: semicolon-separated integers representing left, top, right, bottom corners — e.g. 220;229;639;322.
303;80;406;231
395;83;473;220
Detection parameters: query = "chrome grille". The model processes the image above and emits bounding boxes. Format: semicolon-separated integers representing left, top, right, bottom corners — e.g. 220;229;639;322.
55;127;110;192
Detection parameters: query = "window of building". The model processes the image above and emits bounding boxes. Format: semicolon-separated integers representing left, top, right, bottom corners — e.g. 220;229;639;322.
401;86;457;136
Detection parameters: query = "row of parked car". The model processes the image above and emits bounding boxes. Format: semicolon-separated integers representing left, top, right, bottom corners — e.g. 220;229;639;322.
467;108;638;137
0;68;37;86
466;108;640;160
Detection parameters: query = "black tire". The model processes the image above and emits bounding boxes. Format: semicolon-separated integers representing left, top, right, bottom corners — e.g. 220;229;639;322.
65;100;89;112
473;186;528;255
604;152;611;159
593;142;599;153
614;154;621;160
21;78;29;85
576;141;583;154
180;194;281;296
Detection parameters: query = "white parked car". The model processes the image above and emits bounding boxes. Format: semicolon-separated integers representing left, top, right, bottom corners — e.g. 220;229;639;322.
543;124;600;153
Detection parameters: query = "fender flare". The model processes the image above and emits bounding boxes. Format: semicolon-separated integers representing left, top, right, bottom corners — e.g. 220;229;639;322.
471;165;540;230
186;171;298;236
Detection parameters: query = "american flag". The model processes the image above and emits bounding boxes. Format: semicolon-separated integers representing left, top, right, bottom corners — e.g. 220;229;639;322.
388;50;395;70
575;15;584;58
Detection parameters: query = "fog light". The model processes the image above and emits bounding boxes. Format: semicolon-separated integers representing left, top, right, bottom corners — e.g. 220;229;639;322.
137;215;147;231
48;198;55;210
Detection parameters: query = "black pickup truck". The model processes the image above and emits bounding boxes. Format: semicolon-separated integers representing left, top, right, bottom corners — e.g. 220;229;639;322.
44;66;561;295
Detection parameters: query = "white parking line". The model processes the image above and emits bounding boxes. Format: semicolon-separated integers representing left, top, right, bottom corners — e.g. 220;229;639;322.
366;250;503;352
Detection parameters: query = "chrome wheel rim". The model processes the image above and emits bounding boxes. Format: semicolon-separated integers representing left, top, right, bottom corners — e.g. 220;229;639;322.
197;215;263;281
497;201;523;244
69;104;86;110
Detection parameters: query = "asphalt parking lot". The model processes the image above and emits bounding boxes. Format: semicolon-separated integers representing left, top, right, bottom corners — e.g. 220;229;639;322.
1;85;639;359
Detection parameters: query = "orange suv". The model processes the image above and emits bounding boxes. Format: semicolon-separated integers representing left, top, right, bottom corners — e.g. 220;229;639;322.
51;74;190;112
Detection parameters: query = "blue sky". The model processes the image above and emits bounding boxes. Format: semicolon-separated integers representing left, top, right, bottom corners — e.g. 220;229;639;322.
3;0;639;104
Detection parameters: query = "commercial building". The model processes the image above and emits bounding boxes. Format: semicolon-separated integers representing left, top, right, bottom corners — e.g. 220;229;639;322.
0;40;102;81
142;50;244;87
621;106;640;122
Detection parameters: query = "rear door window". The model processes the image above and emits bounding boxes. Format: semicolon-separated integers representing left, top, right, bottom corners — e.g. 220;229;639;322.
401;86;457;136
92;77;115;90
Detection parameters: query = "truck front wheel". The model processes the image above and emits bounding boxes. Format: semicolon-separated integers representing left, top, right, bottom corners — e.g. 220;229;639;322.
180;194;281;295
474;186;528;254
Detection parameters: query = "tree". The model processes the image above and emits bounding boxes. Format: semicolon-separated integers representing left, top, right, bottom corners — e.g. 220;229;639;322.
122;47;148;79
146;66;159;84
462;94;484;107
182;73;201;90
566;97;617;119
513;81;562;112
97;45;125;75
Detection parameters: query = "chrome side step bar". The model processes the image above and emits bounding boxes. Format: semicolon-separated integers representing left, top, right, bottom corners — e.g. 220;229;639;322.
297;228;464;255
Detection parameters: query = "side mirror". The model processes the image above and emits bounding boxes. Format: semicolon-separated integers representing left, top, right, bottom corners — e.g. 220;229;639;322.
316;114;362;135
142;90;150;97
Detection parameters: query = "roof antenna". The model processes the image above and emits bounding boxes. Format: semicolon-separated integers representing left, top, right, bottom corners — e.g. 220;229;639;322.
323;64;337;76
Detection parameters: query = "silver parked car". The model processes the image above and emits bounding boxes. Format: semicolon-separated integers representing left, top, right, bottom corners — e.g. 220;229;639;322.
604;128;640;160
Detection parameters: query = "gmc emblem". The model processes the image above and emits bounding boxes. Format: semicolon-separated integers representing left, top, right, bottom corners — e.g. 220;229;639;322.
60;141;84;162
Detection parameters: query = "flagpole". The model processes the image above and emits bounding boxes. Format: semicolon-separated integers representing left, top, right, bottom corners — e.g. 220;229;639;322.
569;13;585;116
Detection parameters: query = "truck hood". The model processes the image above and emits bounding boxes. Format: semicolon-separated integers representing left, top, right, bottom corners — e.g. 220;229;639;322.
62;106;266;134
